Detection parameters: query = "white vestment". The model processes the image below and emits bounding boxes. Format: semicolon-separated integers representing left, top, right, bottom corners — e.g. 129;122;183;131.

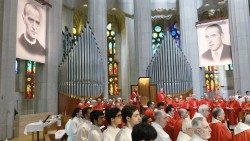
151;122;171;141
177;131;191;141
190;134;207;141
103;126;120;141
66;117;83;141
87;125;103;141
115;126;132;141
76;119;92;141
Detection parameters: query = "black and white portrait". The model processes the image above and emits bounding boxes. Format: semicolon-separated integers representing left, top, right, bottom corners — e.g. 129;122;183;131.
197;19;232;67
16;0;46;63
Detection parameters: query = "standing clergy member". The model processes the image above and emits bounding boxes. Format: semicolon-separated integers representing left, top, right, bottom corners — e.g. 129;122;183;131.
190;117;211;141
209;107;232;141
103;108;121;141
157;88;166;104
226;96;240;129
152;110;171;141
88;110;105;141
115;105;141;141
177;118;193;141
233;114;250;141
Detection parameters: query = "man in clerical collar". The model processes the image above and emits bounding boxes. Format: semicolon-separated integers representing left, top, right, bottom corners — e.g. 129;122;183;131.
18;2;45;62
190;117;211;141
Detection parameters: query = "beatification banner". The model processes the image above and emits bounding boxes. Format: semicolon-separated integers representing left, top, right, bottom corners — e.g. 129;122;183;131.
197;19;232;67
16;0;46;63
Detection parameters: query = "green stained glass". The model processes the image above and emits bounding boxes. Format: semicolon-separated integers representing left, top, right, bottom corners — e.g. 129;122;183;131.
159;32;164;38
155;26;162;32
111;31;115;36
107;31;110;36
153;33;158;38
107;23;112;30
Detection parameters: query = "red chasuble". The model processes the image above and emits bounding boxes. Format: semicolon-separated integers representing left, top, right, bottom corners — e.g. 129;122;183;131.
157;92;166;104
164;115;176;141
209;119;232;141
227;100;240;126
233;122;250;141
144;108;154;119
188;98;199;119
173;118;183;141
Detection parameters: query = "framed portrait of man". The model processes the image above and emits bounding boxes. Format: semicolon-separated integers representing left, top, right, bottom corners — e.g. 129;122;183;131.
16;0;46;63
197;19;232;67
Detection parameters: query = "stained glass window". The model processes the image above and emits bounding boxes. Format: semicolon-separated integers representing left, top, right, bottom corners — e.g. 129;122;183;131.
25;61;36;99
152;25;164;54
169;23;181;49
107;23;119;95
15;59;19;74
204;66;219;93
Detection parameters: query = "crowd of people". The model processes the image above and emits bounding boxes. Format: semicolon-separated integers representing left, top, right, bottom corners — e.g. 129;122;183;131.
64;89;250;141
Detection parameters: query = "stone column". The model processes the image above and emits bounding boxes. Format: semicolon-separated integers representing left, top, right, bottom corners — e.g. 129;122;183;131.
179;0;203;97
0;0;18;139
88;0;108;98
120;17;135;99
45;0;62;113
218;66;228;99
134;0;152;77
37;0;62;114
228;0;250;93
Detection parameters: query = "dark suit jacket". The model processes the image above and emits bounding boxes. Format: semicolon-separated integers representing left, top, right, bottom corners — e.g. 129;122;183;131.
201;44;232;62
19;34;45;56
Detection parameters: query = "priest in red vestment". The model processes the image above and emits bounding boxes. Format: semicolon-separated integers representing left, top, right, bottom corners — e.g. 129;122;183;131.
199;93;213;123
164;104;176;140
165;94;173;106
233;114;250;141
188;94;199;119
173;108;188;141
226;96;240;129
209;107;232;141
144;101;155;119
130;88;139;107
157;88;166;104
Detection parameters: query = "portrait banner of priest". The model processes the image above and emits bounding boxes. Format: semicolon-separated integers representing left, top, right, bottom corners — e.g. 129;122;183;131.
197;19;232;67
16;0;46;63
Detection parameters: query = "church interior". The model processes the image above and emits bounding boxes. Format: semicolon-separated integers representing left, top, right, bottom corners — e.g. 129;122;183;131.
1;0;250;140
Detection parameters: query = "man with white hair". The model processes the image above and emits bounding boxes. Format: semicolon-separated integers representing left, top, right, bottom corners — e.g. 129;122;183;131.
193;104;210;121
209;107;232;141
190;117;211;141
177;118;193;141
152;110;171;141
199;93;213;122
233;114;250;140
173;108;189;141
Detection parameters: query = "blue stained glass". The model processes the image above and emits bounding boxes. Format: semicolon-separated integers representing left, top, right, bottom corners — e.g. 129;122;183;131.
171;31;176;36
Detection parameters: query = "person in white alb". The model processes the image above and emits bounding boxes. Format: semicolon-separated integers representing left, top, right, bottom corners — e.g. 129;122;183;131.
192;104;210;120
190;117;211;141
103;107;122;141
87;110;105;141
151;110;171;141
76;107;93;141
65;108;84;141
233;114;250;140
177;118;193;141
115;105;141;141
